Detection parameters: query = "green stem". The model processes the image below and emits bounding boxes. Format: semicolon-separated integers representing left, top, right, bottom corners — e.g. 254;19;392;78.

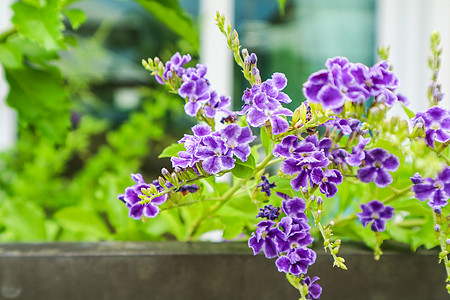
188;152;276;239
433;213;450;294
382;184;413;205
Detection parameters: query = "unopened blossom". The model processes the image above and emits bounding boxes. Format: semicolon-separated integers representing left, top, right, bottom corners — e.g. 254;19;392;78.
411;167;450;209
275;247;317;276
256;204;280;220
413;106;450;148
258;175;277;196
118;174;168;220
303;276;322;300
357;148;400;188
356;200;394;232
240;73;293;135
310;168;343;198
248;220;285;259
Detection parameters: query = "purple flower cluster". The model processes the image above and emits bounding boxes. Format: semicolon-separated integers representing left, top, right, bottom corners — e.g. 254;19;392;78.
239;72;293;135
356;148;400;188
411;167;450;210
117;174;168;220
171;124;256;175
356;200;394;232
412;106;450;148
303;57;404;113
256;204;280;220
274;135;343;197
248;197;317;277
157;52;232;118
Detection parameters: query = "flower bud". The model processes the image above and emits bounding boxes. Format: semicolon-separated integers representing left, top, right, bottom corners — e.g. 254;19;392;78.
434;224;441;232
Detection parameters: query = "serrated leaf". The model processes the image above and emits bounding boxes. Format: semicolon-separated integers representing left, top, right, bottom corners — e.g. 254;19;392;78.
0;42;23;69
12;0;66;51
231;154;255;179
63;8;87;30
158;142;185;158
5;66;70;143
54;206;110;240
134;0;198;51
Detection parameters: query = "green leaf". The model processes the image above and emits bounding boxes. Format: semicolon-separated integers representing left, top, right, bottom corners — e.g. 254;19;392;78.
0;42;23;69
12;0;66;51
260;126;273;156
5;66;70;143
54;206;111;240
63;8;87;30
158;142;185;158
134;0;199;51
231;154;256;179
2;201;47;241
221;216;244;240
402;103;416;119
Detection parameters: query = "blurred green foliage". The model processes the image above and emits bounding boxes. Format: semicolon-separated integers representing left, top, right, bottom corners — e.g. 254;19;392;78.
0;0;198;241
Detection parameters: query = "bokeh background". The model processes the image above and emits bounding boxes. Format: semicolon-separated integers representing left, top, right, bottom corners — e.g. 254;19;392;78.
0;0;449;242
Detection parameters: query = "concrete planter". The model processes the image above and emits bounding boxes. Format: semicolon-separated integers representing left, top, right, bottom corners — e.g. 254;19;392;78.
0;242;446;300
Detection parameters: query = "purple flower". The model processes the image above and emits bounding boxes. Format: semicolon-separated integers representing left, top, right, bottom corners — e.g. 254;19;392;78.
325;117;360;135
357;148;400;188
178;67;211;117
281;197;307;220
281;151;330;191
219;124;256;162
196;135;235;174
411;167;450;209
171;124;255;175
356;200;394;232
277;216;314;252
117;174;168;220
248;220;285;259
346;135;371;167
256;204;280;220
239;73;293;135
273;135;316;159
413;106;450;148
162;52;191;80
303;57;401;112
303;276;322;300
203;91;232;118
275;247;317;276
310;168;343;198
350;61;400;106
258;175;276;196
